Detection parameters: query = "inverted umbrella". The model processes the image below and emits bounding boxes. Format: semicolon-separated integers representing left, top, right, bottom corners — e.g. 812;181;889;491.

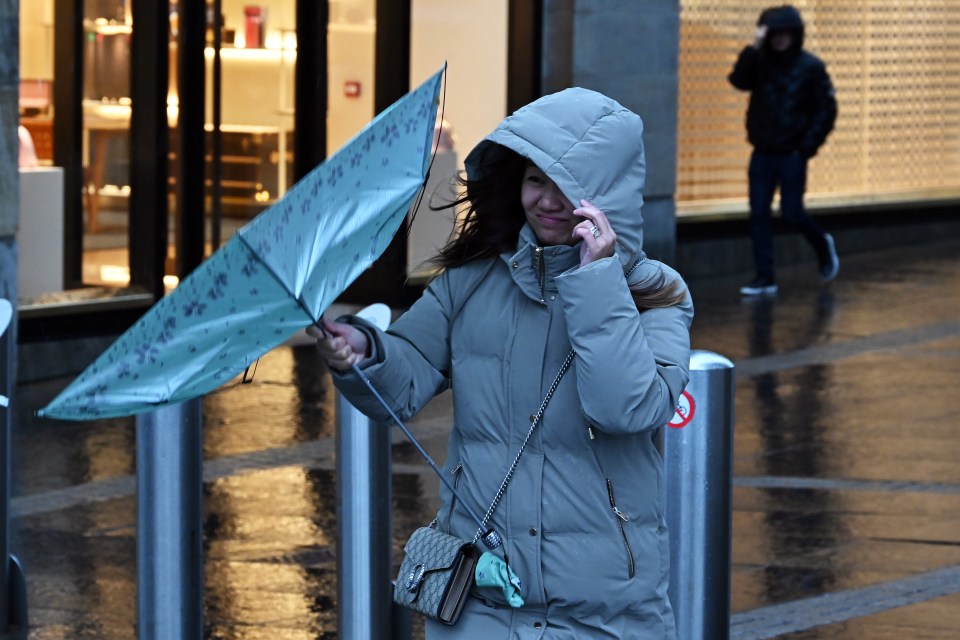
40;68;444;420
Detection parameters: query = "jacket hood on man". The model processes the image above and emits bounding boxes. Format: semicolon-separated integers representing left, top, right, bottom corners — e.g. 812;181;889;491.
464;88;647;272
759;4;805;50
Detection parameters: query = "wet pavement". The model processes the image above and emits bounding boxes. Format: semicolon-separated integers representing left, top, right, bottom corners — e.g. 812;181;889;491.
9;238;960;639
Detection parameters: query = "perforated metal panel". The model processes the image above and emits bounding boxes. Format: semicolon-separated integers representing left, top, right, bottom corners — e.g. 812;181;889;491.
678;1;960;213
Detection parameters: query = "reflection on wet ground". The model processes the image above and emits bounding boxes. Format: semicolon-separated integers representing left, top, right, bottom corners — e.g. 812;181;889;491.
12;240;960;638
689;241;960;638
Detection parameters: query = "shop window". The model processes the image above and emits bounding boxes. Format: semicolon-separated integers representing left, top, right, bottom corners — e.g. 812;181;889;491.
407;0;508;279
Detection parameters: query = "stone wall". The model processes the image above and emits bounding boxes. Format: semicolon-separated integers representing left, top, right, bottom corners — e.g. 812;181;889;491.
543;0;681;264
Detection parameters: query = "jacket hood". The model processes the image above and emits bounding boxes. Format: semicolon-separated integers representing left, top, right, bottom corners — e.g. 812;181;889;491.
759;5;805;49
464;88;647;271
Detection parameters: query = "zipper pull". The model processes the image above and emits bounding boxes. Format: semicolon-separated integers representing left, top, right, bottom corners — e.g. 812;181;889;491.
606;479;630;521
532;246;545;304
587;426;595;440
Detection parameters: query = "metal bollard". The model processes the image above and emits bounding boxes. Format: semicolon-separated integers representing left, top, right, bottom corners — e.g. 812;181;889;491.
1;295;28;632
664;350;735;640
136;399;204;640
336;304;395;640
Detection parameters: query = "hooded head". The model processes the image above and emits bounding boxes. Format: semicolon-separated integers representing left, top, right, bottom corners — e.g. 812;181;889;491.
464;88;647;270
758;5;805;53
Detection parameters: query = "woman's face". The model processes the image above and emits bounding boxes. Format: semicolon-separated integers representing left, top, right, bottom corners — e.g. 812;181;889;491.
520;165;579;246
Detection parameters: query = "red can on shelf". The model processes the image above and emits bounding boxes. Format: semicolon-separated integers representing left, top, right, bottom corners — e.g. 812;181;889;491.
244;6;264;48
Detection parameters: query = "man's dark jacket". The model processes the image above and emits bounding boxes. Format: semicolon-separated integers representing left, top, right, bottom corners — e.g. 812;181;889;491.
728;5;837;159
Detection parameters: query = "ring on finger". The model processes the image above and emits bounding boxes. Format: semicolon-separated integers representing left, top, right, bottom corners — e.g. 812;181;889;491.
589;225;602;239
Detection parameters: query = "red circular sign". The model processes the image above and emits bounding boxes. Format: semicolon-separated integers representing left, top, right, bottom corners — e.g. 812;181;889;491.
667;390;695;429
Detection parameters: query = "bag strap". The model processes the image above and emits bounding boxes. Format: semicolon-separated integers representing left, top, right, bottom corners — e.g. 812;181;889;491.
471;349;576;544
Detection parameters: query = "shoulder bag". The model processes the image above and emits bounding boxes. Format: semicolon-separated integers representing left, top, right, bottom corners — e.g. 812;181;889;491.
392;350;575;625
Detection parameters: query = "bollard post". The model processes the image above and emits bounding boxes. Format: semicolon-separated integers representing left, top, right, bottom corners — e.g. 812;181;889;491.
136;398;204;640
664;350;735;640
336;304;395;640
0;296;28;632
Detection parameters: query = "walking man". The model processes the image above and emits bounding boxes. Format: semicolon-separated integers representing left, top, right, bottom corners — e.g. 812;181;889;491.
729;4;839;296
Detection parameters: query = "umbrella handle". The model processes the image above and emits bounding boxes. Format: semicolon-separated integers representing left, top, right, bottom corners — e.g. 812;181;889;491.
314;318;331;338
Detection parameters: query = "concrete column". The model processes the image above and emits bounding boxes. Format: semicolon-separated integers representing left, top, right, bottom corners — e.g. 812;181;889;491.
542;0;681;263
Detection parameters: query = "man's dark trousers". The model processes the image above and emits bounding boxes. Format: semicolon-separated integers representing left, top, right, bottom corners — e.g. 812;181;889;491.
748;150;829;281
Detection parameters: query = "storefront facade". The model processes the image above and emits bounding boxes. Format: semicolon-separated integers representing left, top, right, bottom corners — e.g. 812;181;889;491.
16;0;542;350
12;0;960;350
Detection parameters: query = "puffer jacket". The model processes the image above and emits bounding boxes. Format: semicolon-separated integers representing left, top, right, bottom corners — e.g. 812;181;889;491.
332;88;693;639
728;5;837;158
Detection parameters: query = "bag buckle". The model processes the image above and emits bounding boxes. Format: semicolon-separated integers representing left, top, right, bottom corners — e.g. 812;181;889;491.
405;563;426;593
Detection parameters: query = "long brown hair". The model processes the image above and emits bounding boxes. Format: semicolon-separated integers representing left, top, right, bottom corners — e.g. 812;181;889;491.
429;147;686;310
430;149;528;269
627;268;687;310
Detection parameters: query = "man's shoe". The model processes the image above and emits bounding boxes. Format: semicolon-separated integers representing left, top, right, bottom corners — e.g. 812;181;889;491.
740;277;778;296
820;233;839;282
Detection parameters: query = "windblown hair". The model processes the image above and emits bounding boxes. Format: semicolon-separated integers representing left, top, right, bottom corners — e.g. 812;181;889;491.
430;147;685;310
627;268;688;310
430;149;529;268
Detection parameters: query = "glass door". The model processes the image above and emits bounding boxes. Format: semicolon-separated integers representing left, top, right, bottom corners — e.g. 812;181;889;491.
203;0;298;254
80;1;133;287
21;0;136;293
18;0;62;298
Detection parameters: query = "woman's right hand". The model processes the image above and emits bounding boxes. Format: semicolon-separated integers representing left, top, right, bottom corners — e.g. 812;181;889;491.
306;318;370;372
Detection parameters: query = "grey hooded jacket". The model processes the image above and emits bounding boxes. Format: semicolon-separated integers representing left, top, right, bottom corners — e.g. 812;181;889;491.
333;88;692;639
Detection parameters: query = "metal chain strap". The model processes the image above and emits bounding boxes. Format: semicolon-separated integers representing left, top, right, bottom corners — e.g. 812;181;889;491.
472;349;576;544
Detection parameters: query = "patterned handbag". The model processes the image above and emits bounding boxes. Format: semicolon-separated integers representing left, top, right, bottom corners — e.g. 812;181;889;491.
393;526;480;625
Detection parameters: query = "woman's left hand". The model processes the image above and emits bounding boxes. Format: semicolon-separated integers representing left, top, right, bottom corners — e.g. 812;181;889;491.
573;199;617;267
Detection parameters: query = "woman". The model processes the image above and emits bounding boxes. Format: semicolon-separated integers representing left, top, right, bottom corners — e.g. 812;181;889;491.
309;88;692;638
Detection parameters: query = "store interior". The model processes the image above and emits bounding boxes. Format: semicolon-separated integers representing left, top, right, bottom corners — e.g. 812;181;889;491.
18;0;508;299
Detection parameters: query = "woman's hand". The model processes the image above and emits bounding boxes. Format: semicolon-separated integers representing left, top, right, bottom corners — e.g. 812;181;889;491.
306;318;370;372
572;199;617;267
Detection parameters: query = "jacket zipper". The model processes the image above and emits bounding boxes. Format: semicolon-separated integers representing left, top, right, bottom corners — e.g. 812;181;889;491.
532;246;545;304
606;479;636;578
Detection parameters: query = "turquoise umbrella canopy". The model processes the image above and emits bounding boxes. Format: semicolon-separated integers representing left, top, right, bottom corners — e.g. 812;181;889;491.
40;68;445;420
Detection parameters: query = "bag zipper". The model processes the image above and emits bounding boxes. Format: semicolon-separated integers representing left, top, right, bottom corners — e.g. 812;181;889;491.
606;479;635;578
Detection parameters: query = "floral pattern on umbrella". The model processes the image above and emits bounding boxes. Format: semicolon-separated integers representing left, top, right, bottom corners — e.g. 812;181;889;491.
40;67;444;420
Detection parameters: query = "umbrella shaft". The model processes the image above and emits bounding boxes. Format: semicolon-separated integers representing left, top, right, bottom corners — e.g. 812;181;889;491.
349;364;489;531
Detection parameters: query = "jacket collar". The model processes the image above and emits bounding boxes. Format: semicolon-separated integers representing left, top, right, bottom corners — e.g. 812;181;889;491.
500;225;580;304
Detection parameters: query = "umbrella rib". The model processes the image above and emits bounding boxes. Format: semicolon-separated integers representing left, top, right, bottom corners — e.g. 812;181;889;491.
234;233;319;324
407;70;447;233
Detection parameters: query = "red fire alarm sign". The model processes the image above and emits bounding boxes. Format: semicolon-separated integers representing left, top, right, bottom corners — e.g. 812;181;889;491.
344;81;361;98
